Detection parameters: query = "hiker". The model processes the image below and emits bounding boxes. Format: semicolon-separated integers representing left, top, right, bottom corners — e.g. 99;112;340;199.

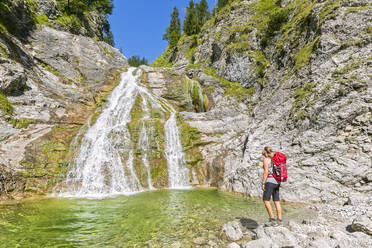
261;146;283;226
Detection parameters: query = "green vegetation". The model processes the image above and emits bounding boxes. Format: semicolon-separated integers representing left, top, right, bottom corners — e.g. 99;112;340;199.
19;124;79;191
128;55;149;67
183;0;211;36
0;0;115;44
204;68;255;101
163;7;182;48
0;0;28;34
35;14;50;26
151;46;175;67
55;0;115;45
0;93;36;129
275;0;318;52
332;60;362;77
212;0;230;16
9;118;36;129
366;25;372;35
251;0;291;48
178;115;203;167
103;47;114;57
344;6;371;15
291;82;317;122
0;93;14;116
294;36;320;71
94;67;126;107
250;50;270;80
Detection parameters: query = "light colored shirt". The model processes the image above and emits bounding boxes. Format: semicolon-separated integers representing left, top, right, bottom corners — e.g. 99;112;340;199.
266;159;278;184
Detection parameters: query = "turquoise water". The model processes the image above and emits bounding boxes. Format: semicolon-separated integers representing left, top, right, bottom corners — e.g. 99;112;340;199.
0;189;313;247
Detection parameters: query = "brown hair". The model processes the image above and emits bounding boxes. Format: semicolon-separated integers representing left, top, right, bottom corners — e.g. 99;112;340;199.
263;146;274;157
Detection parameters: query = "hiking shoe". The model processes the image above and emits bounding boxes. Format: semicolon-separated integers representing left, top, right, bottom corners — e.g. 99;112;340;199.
276;219;283;226
264;218;278;227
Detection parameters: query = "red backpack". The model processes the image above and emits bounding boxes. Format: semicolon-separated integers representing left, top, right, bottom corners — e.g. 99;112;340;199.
271;152;287;182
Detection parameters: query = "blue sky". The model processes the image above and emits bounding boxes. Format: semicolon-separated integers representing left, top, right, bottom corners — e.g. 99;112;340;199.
109;0;216;63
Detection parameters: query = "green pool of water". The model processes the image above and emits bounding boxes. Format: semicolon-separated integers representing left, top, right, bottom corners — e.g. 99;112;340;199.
0;189;313;247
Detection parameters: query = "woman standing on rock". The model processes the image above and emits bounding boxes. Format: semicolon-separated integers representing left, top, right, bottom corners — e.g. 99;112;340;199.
262;146;282;226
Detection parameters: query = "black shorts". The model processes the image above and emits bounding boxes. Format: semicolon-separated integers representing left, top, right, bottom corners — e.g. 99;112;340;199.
263;182;280;201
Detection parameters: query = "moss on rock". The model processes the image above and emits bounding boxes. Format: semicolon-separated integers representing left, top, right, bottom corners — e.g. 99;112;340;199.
203;68;255;101
0;93;14;116
178;115;203;168
20;124;80;193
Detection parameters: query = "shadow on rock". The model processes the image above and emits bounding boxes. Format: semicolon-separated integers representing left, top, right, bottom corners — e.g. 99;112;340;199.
237;217;258;230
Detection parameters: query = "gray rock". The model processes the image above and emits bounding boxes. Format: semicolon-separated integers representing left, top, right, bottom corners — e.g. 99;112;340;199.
0;59;27;95
307;237;333;248
227;242;240;248
241;238;273;248
36;0;58;19
255;225;298;248
352;215;372;236
222;221;244;241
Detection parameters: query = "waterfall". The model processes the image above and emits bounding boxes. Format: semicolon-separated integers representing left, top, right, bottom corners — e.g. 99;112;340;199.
58;67;190;197
164;112;190;189
138;95;154;190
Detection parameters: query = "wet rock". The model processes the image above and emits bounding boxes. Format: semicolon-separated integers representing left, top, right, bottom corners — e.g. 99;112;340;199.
222;221;244;241
192;237;206;245
351;215;372;236
207;240;217;247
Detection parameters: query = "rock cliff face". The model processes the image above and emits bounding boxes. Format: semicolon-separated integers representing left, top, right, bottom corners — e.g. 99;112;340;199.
1;0;371;211
153;0;371;206
0;0;127;199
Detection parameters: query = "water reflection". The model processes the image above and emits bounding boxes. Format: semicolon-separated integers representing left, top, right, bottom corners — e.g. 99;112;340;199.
0;189;315;247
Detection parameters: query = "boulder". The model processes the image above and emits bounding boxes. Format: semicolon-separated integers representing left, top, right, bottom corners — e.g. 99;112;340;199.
0;59;27;95
222;221;243;241
241;238;273;248
351;215;372;236
227;242;240;248
255;225;298;248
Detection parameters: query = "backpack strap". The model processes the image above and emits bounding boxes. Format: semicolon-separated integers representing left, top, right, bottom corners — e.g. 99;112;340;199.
267;158;274;178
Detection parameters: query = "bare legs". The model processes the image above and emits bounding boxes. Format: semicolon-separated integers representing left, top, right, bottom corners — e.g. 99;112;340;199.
274;201;282;220
263;201;275;219
264;200;282;220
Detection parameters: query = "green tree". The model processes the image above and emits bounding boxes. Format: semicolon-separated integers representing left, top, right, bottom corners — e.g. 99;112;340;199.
183;0;198;35
217;0;229;9
213;0;229;16
163;7;181;48
196;0;210;28
128;55;148;67
56;0;114;45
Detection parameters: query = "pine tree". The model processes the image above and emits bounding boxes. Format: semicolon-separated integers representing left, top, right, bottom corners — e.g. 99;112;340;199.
196;0;210;28
163;7;181;48
213;0;229;16
128;55;148;67
217;0;229;9
183;0;198;36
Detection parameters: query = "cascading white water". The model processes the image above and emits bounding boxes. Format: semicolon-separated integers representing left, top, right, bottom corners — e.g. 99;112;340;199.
58;68;142;197
58;67;190;197
164;112;190;189
138;95;154;190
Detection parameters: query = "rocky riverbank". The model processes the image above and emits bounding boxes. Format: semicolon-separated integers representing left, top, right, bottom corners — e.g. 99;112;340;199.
220;201;372;248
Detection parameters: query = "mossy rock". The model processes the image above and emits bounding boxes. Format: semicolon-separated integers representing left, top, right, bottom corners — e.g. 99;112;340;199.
20;124;80;192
